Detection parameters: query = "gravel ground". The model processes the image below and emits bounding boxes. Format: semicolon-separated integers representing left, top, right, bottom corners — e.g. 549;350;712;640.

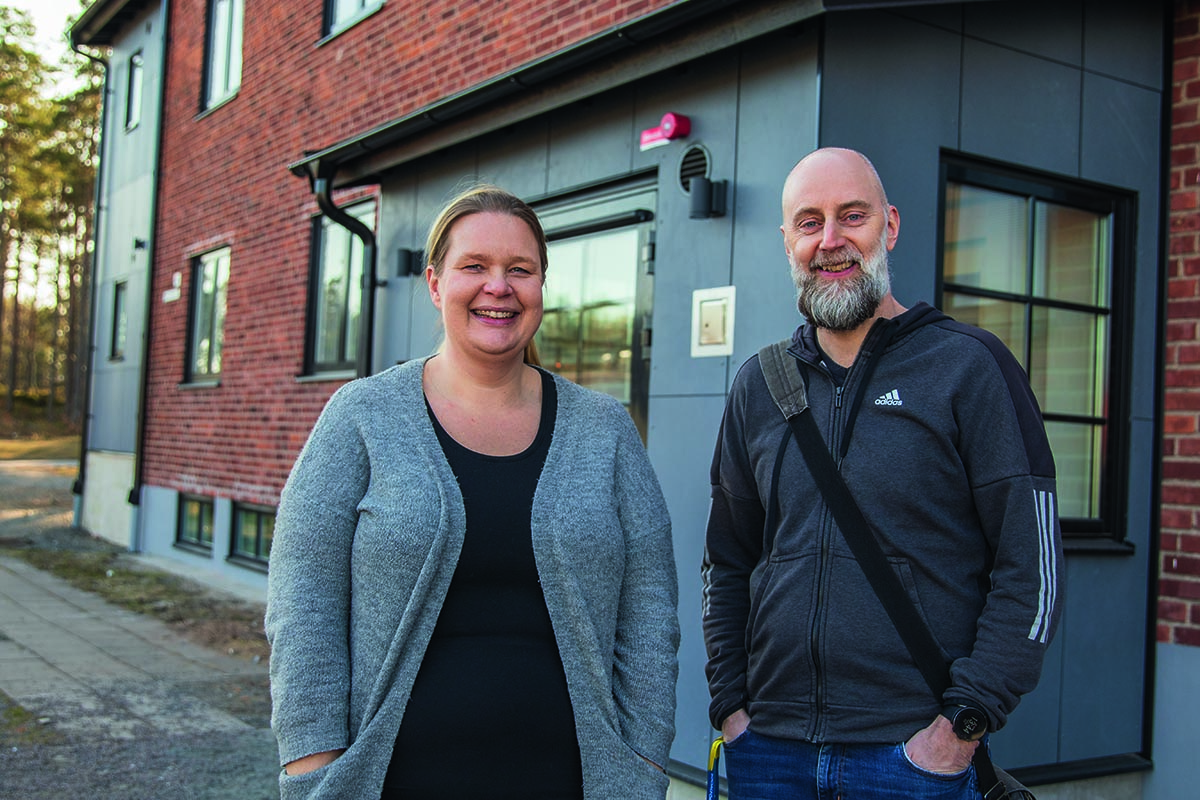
0;461;282;799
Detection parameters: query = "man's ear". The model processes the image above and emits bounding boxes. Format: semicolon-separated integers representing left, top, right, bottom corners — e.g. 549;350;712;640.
885;205;900;251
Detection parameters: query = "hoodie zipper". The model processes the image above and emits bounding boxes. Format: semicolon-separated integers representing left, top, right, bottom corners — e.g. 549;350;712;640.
789;311;926;740
803;361;846;742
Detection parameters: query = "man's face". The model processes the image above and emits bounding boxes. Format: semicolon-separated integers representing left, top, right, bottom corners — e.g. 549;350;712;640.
780;150;900;331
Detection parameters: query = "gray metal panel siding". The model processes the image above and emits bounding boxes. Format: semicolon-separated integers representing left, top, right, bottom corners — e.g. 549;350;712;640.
1145;643;1200;799
991;630;1064;765
885;3;964;31
479;117;552;199
90;365;140;450
960;38;1082;177
1083;0;1165;90
547;90;637;193
820;10;962;308
648;393;730;767
640;51;742;399
729;28;821;376
1058;554;1150;760
88;1;163;457
375;171;421;368
963;0;1084;66
1081;73;1164;424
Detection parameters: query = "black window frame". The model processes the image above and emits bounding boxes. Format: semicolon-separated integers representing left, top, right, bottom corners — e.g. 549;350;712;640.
185;247;229;383
110;280;127;361
304;201;375;375
936;152;1136;544
230;502;274;568
176;494;215;551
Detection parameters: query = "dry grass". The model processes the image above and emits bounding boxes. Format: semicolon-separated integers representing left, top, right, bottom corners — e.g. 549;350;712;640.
0;436;80;461
0;692;67;747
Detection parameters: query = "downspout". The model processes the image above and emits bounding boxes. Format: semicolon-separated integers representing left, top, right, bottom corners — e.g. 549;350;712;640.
125;0;171;552
68;42;110;529
313;170;378;377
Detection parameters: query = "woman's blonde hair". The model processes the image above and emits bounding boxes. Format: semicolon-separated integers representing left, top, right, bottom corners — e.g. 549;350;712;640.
425;184;547;365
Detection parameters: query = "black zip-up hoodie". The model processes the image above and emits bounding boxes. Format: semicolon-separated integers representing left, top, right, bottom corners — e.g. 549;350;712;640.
702;303;1063;744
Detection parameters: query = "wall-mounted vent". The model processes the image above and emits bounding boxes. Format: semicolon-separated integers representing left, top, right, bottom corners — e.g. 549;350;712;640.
679;145;711;193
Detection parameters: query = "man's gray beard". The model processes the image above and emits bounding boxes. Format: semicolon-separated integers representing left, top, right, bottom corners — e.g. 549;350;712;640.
794;247;891;332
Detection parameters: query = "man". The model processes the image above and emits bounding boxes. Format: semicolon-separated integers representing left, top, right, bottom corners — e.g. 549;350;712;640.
702;147;1062;799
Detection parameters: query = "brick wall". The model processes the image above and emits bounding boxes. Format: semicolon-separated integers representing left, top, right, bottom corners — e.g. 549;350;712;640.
143;1;677;504
1163;0;1200;646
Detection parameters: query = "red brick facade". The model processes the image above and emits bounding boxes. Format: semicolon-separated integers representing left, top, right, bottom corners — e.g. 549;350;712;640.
1164;0;1200;647
144;1;676;504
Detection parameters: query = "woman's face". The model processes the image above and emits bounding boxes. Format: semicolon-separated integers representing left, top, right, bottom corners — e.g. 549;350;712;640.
427;211;544;364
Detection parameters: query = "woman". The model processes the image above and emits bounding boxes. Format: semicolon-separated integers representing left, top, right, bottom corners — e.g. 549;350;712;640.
265;185;680;800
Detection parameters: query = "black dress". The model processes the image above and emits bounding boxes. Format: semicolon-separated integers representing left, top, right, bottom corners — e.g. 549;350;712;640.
381;372;583;799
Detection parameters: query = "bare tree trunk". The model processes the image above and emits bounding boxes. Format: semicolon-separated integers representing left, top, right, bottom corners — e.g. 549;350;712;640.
26;246;40;402
7;247;20;413
48;241;64;421
68;208;90;425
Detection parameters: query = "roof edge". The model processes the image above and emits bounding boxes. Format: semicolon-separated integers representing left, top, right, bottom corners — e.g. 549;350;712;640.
289;0;822;182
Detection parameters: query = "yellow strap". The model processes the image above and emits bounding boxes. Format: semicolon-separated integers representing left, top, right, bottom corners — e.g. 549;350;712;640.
707;737;724;771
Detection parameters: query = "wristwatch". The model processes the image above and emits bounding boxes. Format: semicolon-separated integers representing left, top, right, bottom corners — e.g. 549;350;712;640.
941;703;988;742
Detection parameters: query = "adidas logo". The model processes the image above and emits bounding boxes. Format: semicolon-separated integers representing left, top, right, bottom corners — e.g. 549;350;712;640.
875;389;903;406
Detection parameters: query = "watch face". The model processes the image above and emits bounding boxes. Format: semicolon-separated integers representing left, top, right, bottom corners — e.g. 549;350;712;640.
954;707;987;741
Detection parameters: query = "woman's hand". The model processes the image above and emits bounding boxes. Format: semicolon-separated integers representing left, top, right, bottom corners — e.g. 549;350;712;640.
639;754;665;772
283;749;346;776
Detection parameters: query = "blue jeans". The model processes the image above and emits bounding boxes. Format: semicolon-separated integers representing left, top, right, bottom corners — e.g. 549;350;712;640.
722;730;978;800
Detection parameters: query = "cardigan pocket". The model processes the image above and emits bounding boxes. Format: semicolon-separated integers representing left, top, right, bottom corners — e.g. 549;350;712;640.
278;761;331;800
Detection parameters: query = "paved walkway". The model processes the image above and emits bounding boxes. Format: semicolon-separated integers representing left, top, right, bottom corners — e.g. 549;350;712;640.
0;457;279;798
0;556;268;740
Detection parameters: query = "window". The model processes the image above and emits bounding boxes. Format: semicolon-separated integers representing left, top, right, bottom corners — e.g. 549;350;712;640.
125;51;143;130
178;495;214;549
535;182;656;440
231;504;274;565
324;0;384;36
187;247;230;381
110;281;128;360
203;0;242;108
306;202;373;373
939;156;1133;538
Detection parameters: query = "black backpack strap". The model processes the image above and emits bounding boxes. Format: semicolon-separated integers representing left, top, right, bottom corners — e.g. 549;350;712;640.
758;339;807;420
758;340;806;557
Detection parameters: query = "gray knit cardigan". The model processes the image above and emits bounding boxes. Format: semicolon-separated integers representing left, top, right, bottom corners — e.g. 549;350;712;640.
265;358;680;800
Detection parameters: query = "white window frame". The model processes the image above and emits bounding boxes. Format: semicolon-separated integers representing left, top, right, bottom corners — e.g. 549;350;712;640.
204;0;243;108
188;247;230;380
325;0;385;36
